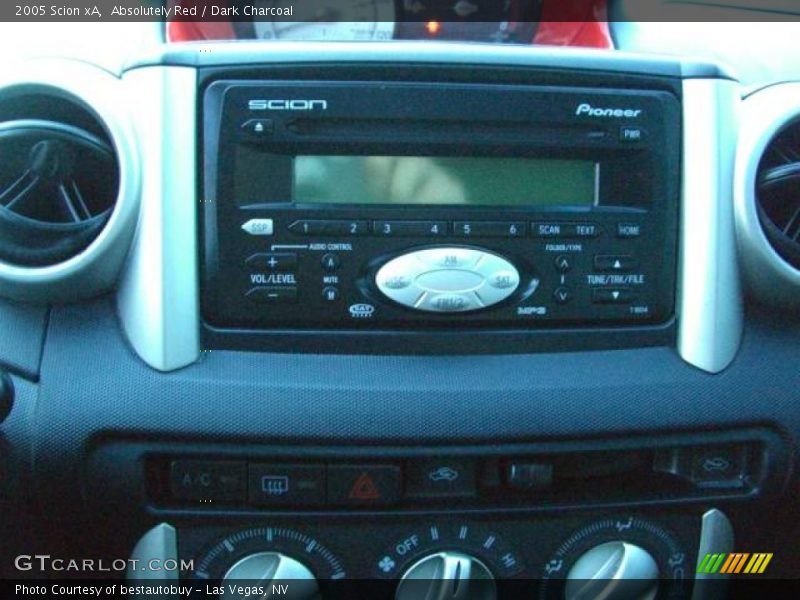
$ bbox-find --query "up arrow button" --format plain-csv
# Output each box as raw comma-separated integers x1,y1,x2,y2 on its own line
593,255,638,272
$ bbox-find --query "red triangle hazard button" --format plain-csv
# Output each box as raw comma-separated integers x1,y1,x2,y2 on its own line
349,472,381,500
330,465,400,505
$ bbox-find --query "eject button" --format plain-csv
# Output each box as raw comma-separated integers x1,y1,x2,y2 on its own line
375,247,520,313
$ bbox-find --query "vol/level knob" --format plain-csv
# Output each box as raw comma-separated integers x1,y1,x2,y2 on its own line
395,552,497,600
565,542,659,600
222,552,319,600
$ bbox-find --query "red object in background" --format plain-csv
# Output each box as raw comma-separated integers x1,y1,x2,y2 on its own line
533,0,614,49
167,0,613,50
426,21,442,36
168,20,236,42
166,0,237,41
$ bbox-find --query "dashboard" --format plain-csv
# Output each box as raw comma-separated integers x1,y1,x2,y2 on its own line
0,7,800,600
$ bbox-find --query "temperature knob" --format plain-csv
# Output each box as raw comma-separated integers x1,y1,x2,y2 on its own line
564,542,659,600
395,552,497,600
222,552,319,600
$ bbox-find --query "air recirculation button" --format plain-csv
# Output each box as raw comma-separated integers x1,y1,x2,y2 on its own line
0,119,118,266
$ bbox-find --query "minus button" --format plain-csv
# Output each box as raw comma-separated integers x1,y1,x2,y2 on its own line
246,287,298,304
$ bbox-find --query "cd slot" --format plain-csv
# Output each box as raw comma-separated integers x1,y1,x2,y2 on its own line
284,118,606,146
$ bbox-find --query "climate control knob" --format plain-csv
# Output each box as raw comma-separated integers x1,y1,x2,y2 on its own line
395,551,497,600
564,542,659,600
222,552,319,600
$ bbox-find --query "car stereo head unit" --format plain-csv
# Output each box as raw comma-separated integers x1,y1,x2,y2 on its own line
202,77,680,333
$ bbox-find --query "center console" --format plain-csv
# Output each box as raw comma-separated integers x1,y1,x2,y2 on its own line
115,42,741,373
89,42,755,599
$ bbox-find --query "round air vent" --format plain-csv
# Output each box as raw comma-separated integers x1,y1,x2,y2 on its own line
0,59,139,303
755,120,800,270
736,82,800,306
0,118,118,266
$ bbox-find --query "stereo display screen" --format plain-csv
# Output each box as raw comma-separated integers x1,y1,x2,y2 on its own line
291,156,598,207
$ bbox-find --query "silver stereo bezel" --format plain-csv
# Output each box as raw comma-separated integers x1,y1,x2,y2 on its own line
116,44,742,374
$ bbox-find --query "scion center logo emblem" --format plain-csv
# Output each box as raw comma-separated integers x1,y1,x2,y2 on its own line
249,99,328,111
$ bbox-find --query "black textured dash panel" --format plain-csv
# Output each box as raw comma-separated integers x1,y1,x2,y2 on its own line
0,298,47,379
29,299,800,513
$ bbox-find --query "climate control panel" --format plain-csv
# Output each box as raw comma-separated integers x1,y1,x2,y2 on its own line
131,510,720,600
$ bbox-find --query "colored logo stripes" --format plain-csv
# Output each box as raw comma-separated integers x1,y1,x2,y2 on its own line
697,552,773,574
